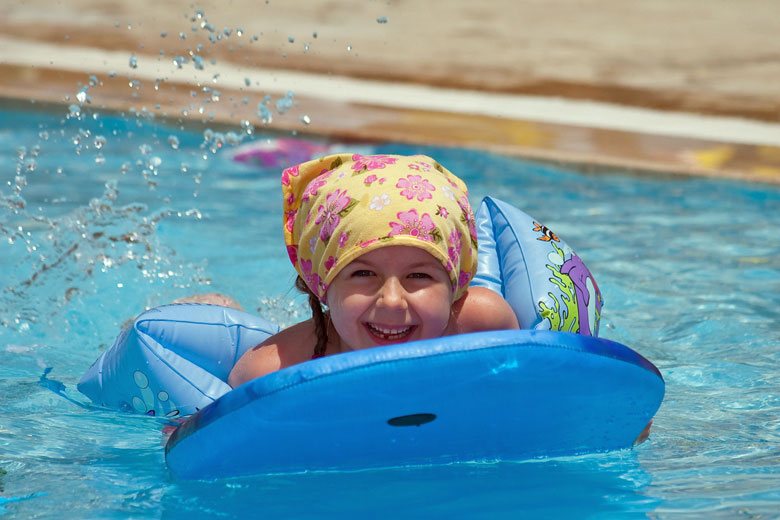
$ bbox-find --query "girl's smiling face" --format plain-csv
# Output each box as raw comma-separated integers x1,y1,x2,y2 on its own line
325,245,454,351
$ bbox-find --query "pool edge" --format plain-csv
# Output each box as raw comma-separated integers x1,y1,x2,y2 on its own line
2,62,779,186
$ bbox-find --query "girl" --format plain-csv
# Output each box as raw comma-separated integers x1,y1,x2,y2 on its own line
228,153,519,388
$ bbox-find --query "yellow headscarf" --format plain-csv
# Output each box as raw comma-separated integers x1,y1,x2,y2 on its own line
282,153,477,301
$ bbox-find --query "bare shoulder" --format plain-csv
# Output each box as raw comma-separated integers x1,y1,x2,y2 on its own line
450,286,520,334
227,319,316,388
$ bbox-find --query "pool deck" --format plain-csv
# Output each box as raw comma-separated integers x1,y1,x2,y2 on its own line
2,0,780,183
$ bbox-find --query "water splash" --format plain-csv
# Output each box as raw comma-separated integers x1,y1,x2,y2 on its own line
257,95,273,125
275,91,296,114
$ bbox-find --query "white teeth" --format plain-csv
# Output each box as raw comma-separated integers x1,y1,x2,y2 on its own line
367,323,412,340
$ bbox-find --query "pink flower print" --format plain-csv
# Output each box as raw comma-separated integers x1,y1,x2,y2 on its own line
437,205,449,219
458,196,477,241
388,209,436,242
285,209,297,233
314,188,351,242
379,177,386,184
302,175,328,203
369,193,390,210
281,165,299,186
397,175,435,201
300,257,313,279
448,229,462,266
324,256,337,272
286,245,298,267
458,270,471,289
360,238,381,249
338,231,349,248
286,191,295,207
364,174,377,185
351,154,398,172
300,258,324,298
408,161,431,172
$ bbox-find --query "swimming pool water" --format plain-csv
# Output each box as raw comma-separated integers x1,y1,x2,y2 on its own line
1,104,779,518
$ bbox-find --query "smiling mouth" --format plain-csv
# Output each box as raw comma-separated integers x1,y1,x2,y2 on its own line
365,323,415,341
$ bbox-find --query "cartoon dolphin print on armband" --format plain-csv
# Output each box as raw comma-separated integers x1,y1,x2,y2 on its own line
560,254,603,336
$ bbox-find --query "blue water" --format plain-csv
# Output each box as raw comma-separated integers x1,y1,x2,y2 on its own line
2,104,780,518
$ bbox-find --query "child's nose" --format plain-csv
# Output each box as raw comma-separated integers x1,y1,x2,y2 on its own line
377,278,407,310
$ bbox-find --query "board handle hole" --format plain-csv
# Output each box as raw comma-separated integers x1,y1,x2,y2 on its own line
387,413,437,427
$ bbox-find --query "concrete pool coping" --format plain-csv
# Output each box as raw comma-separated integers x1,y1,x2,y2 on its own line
2,38,780,184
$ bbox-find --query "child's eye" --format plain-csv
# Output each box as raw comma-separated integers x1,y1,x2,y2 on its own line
408,272,432,280
351,269,374,277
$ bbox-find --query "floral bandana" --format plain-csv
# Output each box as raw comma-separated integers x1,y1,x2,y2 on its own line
282,153,478,302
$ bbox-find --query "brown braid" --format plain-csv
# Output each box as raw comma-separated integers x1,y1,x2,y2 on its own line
295,275,329,358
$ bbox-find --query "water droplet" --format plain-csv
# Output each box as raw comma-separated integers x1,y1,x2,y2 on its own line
347,44,352,51
257,95,273,125
129,54,138,69
275,90,295,114
304,43,310,52
168,135,180,149
244,77,251,87
76,88,90,104
240,120,254,135
139,144,152,155
288,36,295,43
236,28,243,37
313,31,318,38
67,104,82,119
94,135,107,149
376,17,388,23
89,75,99,87
179,32,187,40
300,114,311,125
192,55,205,70
95,154,106,165
160,31,167,38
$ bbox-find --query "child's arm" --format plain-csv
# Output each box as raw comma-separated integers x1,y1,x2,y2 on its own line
227,320,316,388
450,286,520,334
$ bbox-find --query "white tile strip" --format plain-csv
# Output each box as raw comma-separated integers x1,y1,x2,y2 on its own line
2,37,779,146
